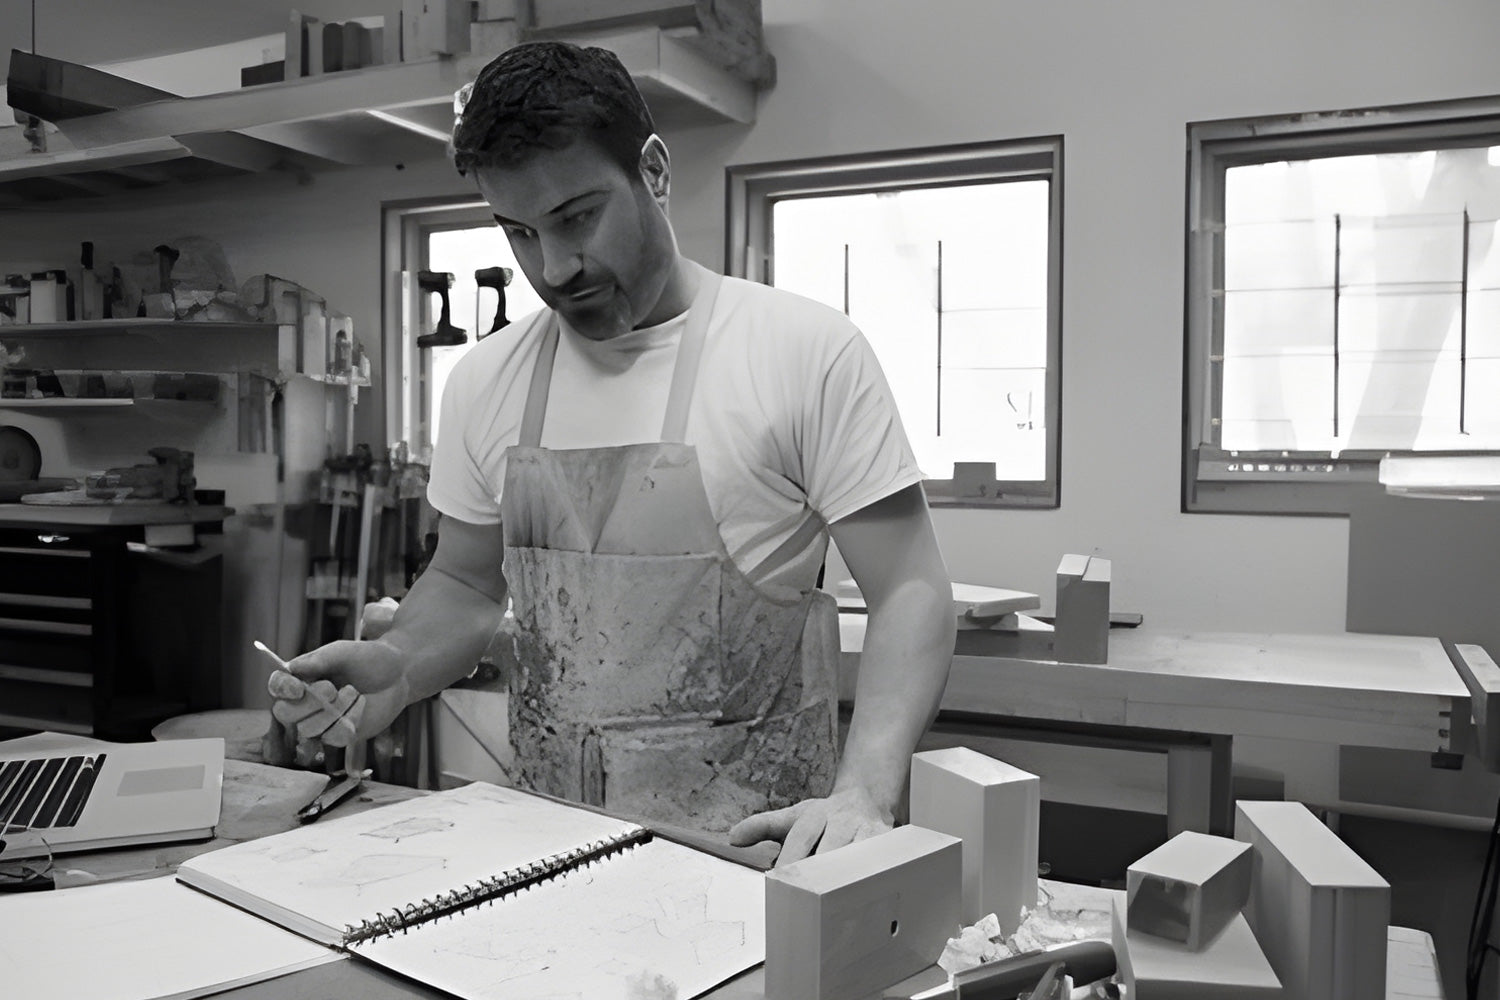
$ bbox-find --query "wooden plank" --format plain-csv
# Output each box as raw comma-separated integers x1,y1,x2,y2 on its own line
1236,801,1389,1000
55,27,752,153
0,136,191,183
1451,643,1500,770
764,825,961,1000
909,747,1039,933
1112,893,1283,999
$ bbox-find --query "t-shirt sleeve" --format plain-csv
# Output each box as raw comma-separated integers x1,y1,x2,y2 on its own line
427,360,504,526
800,327,926,524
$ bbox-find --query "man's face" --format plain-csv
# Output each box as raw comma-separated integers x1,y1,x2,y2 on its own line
474,138,676,341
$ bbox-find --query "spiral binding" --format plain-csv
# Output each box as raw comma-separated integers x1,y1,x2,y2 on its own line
340,826,654,948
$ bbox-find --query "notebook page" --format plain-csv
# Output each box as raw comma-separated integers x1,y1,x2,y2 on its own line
356,836,765,1000
176,782,641,943
0,876,338,1000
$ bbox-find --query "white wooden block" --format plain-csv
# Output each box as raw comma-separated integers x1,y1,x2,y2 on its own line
475,0,520,20
1235,801,1389,1000
1128,831,1252,950
909,746,1038,933
1055,554,1110,664
1112,892,1283,999
382,2,404,63
470,18,520,54
403,0,471,59
765,825,961,1000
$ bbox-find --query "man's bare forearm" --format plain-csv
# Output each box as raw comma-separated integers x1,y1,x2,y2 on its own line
833,578,955,815
376,566,509,704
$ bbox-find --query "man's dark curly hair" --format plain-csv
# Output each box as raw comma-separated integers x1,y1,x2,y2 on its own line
449,41,657,177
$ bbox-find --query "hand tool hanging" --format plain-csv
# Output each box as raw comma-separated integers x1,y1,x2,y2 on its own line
474,265,513,339
415,270,466,347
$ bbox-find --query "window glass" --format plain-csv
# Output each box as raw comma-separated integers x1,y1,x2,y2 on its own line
772,182,1050,482
1185,102,1500,514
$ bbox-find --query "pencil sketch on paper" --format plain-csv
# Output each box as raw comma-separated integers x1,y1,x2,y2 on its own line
361,816,455,841
357,837,765,1000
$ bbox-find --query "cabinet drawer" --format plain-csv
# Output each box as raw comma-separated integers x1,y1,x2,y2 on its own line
0,630,93,672
0,676,93,734
0,545,93,599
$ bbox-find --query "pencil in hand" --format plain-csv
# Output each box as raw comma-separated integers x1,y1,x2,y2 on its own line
256,640,364,748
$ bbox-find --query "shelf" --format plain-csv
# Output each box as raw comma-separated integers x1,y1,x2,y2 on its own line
1,25,760,205
0,397,135,409
0,319,290,377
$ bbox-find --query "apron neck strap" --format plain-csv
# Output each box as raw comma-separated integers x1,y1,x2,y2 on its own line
518,263,723,448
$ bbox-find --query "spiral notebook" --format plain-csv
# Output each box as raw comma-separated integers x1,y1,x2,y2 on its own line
174,781,766,1000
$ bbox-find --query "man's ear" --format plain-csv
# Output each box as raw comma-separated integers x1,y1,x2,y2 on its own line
638,134,670,204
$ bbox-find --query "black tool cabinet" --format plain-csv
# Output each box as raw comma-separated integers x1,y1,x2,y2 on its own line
0,515,224,738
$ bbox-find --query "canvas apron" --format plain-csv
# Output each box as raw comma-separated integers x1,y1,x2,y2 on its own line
499,269,840,833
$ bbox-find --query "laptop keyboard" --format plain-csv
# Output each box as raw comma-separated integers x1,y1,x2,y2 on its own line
0,754,105,834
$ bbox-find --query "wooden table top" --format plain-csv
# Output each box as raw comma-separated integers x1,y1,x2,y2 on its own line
42,758,1445,1000
841,619,1470,753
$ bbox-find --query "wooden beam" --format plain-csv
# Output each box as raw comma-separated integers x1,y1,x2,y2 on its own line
529,0,774,84
56,29,752,154
0,136,191,183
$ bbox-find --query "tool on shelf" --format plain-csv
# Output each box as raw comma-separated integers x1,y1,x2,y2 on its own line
474,265,512,338
415,269,466,347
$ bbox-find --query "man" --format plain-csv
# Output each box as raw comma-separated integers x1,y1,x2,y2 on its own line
271,41,955,864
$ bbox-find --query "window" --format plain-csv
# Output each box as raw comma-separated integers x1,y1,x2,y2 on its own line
727,139,1063,507
1185,97,1500,514
381,198,545,456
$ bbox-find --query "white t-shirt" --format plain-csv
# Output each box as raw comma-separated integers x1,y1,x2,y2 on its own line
428,273,923,597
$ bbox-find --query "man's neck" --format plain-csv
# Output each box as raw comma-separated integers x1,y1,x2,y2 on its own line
636,255,700,329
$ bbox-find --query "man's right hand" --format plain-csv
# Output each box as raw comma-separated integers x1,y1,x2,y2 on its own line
264,639,413,765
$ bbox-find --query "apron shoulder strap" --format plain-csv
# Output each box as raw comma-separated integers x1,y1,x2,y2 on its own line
660,267,722,444
518,313,560,449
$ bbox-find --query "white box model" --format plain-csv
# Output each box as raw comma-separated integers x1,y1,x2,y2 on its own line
1127,830,1253,950
909,746,1040,932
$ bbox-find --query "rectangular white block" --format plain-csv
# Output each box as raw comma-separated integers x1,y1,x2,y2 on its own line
1113,893,1283,999
765,825,961,1000
1055,554,1110,664
1235,801,1389,1000
1128,831,1252,950
909,746,1039,933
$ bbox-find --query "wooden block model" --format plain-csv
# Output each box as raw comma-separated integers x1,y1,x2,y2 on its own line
1235,801,1389,1000
764,825,962,1000
1127,831,1252,950
1112,892,1283,999
286,11,318,78
1054,554,1110,664
403,0,472,59
909,746,1038,933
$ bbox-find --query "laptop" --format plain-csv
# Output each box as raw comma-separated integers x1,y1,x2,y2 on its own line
0,733,224,861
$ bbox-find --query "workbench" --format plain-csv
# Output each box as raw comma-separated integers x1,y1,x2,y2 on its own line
841,619,1473,838
38,756,1444,1000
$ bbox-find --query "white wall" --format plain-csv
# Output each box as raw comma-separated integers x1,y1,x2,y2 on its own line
6,0,1500,634
665,0,1500,632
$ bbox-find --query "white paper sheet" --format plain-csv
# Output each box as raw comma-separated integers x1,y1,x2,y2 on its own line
0,876,339,1000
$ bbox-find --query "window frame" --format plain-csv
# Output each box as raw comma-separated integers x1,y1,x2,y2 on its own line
1184,95,1500,516
381,195,493,455
726,138,1065,509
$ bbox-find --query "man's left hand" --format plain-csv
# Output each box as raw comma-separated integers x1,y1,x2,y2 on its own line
728,786,894,867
